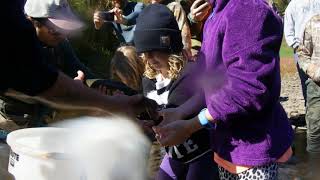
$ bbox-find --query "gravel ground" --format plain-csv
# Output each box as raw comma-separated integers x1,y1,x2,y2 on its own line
279,72,310,180
280,73,306,119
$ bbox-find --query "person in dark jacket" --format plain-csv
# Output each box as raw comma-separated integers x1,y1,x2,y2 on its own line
134,4,219,180
0,0,96,132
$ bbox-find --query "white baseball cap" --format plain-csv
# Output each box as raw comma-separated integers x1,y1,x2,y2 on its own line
24,0,84,31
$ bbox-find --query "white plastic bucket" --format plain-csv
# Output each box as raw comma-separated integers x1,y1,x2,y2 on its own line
6,116,151,180
6,127,84,180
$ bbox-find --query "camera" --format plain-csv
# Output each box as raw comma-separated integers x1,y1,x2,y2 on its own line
98,11,114,22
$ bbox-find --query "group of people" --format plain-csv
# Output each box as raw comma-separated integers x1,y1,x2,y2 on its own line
1,0,320,179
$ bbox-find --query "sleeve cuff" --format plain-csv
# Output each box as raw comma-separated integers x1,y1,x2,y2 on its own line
187,13,199,24
207,105,222,123
292,42,300,51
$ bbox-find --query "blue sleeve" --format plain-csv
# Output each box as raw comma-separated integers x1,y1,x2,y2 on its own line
123,2,144,26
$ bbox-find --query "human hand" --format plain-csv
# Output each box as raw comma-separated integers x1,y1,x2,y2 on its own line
96,85,111,95
113,90,125,95
113,7,125,24
137,98,161,124
189,0,211,22
153,119,196,146
135,119,157,141
158,108,186,126
93,11,105,29
74,70,85,82
96,85,126,95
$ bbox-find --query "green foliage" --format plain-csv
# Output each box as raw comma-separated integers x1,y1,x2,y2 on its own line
273,0,289,16
280,37,293,58
69,0,290,78
68,0,118,78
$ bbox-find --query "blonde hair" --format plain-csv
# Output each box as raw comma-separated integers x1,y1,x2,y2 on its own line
110,46,145,91
142,53,186,80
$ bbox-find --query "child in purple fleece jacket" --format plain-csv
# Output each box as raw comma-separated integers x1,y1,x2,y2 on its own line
153,0,294,179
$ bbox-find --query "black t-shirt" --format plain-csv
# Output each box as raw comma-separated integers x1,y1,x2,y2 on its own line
1,0,58,96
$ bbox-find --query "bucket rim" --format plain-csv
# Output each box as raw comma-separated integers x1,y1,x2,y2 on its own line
7,127,72,160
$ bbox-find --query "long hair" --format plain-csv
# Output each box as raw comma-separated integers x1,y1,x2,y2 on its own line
142,53,185,80
110,46,145,91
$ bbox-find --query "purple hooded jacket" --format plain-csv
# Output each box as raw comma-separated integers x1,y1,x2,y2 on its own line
199,0,294,166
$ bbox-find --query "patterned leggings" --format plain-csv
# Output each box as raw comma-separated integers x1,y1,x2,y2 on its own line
218,163,278,180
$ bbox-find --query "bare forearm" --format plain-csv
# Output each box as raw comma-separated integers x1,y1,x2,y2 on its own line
181,24,192,51
36,72,123,114
187,116,203,134
178,92,205,119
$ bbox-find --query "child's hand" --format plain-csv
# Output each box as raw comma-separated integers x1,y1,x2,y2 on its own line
95,85,113,96
113,90,124,95
98,85,108,94
158,108,186,126
114,7,125,24
153,119,195,146
135,119,156,141
189,0,211,22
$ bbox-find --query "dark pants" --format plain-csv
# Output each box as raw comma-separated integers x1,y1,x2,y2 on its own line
305,79,320,153
156,153,219,180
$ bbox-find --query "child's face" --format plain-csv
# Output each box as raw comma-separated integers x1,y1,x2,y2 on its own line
143,51,170,72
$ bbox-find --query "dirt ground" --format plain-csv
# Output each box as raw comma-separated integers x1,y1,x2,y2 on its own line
279,57,305,120
278,57,310,180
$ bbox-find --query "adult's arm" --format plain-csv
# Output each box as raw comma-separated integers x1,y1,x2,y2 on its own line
297,17,319,82
5,72,143,116
167,2,192,52
159,91,205,126
2,2,143,116
283,3,299,49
